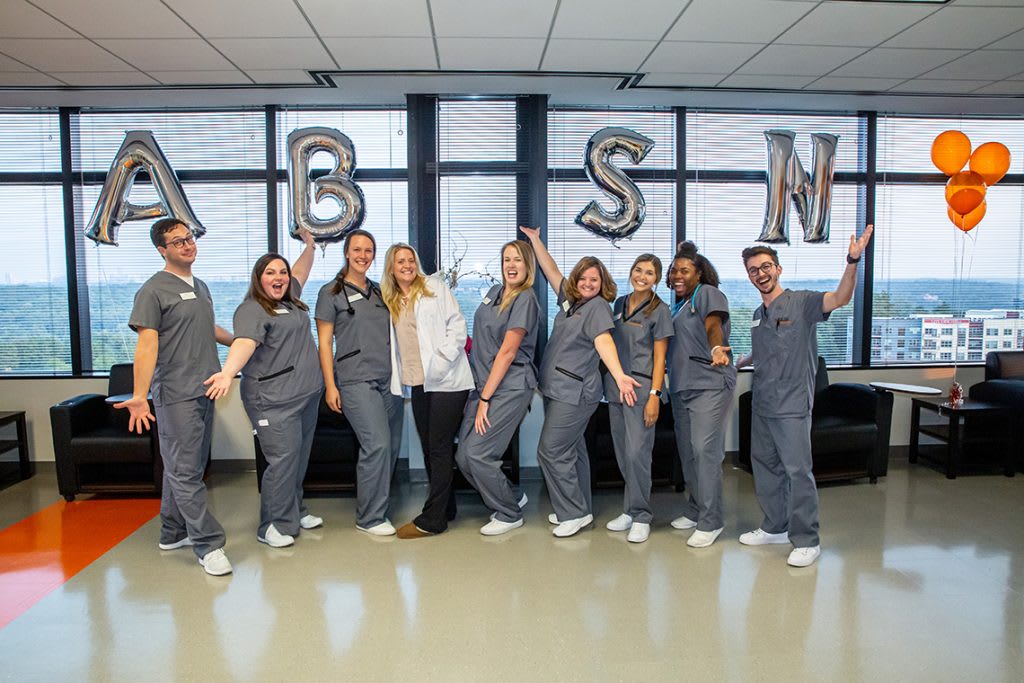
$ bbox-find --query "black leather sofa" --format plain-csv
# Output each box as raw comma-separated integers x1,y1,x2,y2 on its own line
585,400,683,490
968,350,1024,473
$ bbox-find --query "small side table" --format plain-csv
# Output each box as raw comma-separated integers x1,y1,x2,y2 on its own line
869,382,942,396
0,411,32,486
909,396,1013,479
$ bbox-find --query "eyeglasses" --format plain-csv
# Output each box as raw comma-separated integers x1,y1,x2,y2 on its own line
166,236,196,250
746,262,776,277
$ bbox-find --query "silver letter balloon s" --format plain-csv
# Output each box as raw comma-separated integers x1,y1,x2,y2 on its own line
575,127,655,243
84,131,204,246
759,130,838,244
288,127,366,243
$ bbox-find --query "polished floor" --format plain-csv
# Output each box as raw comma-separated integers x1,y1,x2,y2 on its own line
0,460,1021,683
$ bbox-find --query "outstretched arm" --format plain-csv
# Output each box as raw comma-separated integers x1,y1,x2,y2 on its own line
594,332,641,407
290,228,317,289
203,338,258,399
519,226,564,294
114,328,158,433
823,224,873,314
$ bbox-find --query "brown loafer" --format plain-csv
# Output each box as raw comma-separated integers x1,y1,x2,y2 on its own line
396,522,435,539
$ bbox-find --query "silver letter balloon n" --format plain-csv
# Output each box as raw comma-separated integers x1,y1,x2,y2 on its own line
758,130,838,244
84,131,204,246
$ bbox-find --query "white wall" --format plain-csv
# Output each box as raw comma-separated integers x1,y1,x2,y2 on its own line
9,364,984,464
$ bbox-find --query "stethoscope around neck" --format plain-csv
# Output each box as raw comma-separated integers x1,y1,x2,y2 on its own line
341,279,381,316
673,283,702,315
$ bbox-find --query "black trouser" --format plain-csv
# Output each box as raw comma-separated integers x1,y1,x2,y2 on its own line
410,385,470,533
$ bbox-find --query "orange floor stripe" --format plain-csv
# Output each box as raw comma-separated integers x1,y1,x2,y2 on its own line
0,498,160,629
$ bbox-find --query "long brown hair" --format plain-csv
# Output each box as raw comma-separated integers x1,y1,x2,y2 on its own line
381,243,434,321
564,256,616,304
247,253,308,316
498,240,536,313
329,229,377,295
630,253,665,317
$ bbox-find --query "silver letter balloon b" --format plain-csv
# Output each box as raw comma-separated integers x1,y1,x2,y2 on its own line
288,127,366,243
84,131,204,246
759,130,838,244
575,127,655,243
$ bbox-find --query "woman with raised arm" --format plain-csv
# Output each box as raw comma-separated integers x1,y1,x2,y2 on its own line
455,239,542,536
313,230,404,537
666,241,736,548
382,243,474,539
204,229,324,549
520,226,640,538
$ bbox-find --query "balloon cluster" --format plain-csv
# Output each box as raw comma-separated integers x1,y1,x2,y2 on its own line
931,131,1011,232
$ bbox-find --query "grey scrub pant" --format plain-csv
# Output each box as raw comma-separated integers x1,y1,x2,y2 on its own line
338,378,404,528
750,412,820,547
247,391,320,537
671,388,733,532
537,397,598,522
607,400,655,524
455,388,533,524
154,396,225,559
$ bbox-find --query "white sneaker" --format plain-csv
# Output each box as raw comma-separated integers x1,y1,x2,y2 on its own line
670,515,697,530
258,523,295,548
605,513,633,532
548,513,559,525
198,548,233,576
158,537,193,551
480,517,524,536
788,545,821,567
357,519,396,536
299,514,323,530
739,528,790,546
627,522,650,543
552,514,593,538
687,527,723,548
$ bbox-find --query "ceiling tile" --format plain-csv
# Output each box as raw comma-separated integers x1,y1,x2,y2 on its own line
719,74,816,89
0,71,62,85
970,80,1024,95
640,72,729,87
643,41,762,73
668,0,816,43
437,38,545,70
210,38,335,70
808,76,905,92
246,70,316,84
737,45,867,76
163,0,312,38
889,78,993,94
922,50,1024,80
0,1,77,38
147,70,250,85
832,48,970,78
431,0,557,38
883,6,1024,49
983,28,1024,50
542,39,655,72
551,0,685,40
50,71,160,86
299,0,432,37
0,38,135,71
31,0,196,38
322,37,437,70
98,39,235,71
776,1,938,47
0,52,34,71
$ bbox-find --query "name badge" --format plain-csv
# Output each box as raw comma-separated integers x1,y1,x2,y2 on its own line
482,297,492,305
561,300,570,313
347,293,364,303
274,308,289,315
179,291,197,301
751,318,760,328
258,419,270,427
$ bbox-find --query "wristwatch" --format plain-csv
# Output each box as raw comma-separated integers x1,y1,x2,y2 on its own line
846,253,861,264
650,389,662,397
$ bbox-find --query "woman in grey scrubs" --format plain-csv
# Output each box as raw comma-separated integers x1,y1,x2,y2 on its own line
314,230,404,537
521,227,639,538
604,254,673,544
666,241,735,548
205,229,323,549
382,244,474,539
456,239,541,536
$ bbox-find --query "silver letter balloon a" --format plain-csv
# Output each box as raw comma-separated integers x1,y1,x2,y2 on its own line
759,130,838,244
84,131,205,246
288,127,366,244
575,127,655,243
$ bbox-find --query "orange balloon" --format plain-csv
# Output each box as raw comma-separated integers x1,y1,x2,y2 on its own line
969,141,1011,186
948,200,986,232
931,130,972,175
945,170,986,215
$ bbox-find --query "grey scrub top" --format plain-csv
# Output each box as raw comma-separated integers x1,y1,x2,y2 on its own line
314,278,392,385
233,281,324,408
470,285,540,392
603,294,674,404
129,271,220,407
668,284,737,394
539,282,615,405
750,289,828,418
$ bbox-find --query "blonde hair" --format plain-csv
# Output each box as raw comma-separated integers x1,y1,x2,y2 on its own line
630,253,665,317
498,240,536,313
381,243,434,320
564,256,616,304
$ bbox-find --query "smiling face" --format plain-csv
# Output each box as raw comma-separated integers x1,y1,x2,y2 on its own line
669,257,701,298
502,244,526,287
392,247,418,288
576,266,602,301
630,260,658,296
260,258,290,301
157,224,197,270
345,234,375,278
745,253,782,295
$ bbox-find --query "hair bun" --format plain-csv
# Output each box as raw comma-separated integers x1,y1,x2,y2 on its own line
676,240,698,255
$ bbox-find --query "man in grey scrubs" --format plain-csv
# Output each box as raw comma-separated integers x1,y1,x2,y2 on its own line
739,224,873,568
115,218,235,576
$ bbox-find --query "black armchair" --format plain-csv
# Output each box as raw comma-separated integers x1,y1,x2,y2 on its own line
738,357,893,484
585,400,683,490
50,363,162,501
968,350,1024,473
